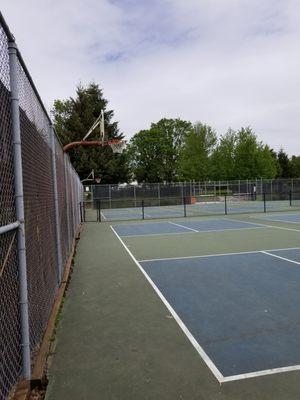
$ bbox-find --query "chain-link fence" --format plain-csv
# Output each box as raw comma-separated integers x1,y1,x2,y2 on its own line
0,14,83,400
90,179,300,203
84,179,300,222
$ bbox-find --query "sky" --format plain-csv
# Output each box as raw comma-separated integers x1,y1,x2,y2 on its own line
1,0,300,155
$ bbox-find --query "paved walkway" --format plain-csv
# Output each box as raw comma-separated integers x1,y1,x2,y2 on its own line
46,223,300,400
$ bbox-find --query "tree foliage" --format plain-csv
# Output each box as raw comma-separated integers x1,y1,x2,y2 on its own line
277,149,291,178
128,122,284,182
127,118,192,182
233,127,277,179
210,129,236,180
52,85,298,183
52,83,129,183
210,128,277,180
178,122,217,181
290,156,300,178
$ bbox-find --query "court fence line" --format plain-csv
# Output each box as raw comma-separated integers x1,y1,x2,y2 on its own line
87,178,300,206
0,13,83,399
82,190,300,222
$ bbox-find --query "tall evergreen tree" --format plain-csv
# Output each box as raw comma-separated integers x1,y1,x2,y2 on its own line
52,83,128,183
277,149,291,178
290,156,300,178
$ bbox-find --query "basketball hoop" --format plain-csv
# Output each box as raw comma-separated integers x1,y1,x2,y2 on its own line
63,112,126,154
108,139,126,154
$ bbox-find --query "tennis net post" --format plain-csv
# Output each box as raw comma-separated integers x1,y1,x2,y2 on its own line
289,190,292,206
142,200,145,220
263,193,266,213
183,196,187,217
224,194,228,215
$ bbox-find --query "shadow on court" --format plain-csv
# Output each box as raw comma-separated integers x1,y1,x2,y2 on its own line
46,214,300,400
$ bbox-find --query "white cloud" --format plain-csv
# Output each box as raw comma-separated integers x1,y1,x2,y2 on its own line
1,0,300,154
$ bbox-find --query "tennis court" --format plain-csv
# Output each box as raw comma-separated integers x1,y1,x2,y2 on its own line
111,215,300,383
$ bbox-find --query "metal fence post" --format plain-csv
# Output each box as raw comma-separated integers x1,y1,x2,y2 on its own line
181,183,184,204
70,169,76,234
134,185,137,207
158,183,160,206
109,184,112,208
63,155,71,251
98,200,101,222
79,202,83,223
50,126,63,283
271,179,273,201
8,40,31,380
83,202,86,222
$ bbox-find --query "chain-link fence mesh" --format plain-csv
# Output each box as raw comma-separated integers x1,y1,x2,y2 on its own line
91,179,300,204
55,139,69,264
0,15,83,399
17,57,58,352
0,21,22,400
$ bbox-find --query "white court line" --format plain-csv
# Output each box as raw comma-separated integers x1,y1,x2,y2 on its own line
122,231,196,238
226,217,300,233
259,217,300,225
121,226,266,238
144,212,153,218
261,251,300,266
111,226,300,382
100,212,107,221
110,225,224,383
139,247,300,263
221,364,300,382
168,221,199,233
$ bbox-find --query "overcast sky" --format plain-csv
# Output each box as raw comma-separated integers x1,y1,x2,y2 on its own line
2,0,300,154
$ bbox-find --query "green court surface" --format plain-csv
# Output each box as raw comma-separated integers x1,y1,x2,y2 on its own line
46,212,300,400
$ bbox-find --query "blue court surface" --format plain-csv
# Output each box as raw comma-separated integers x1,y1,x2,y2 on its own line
140,248,300,379
112,218,264,237
260,213,300,224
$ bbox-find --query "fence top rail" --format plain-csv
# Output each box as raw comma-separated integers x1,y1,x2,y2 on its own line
88,178,300,188
0,11,14,41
